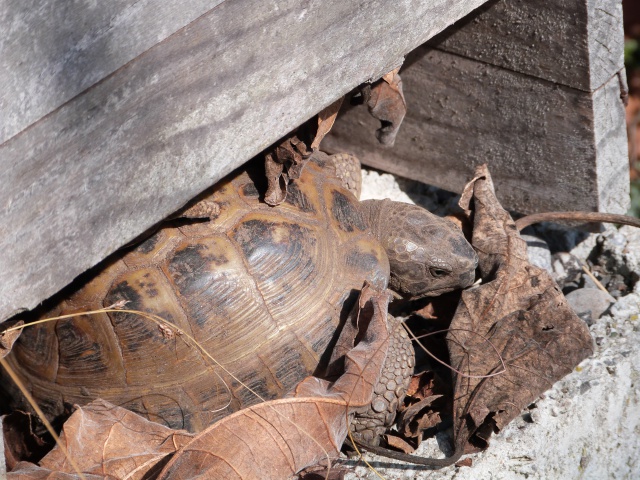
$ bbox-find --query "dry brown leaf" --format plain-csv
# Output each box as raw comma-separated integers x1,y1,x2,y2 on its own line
366,67,406,146
385,434,416,454
401,395,442,426
7,399,194,480
455,457,473,468
1,320,23,359
416,411,441,433
405,370,435,398
446,164,594,456
156,284,391,479
322,282,387,379
356,165,593,468
264,150,288,205
310,97,344,151
396,370,447,441
398,394,442,440
414,303,438,320
264,134,311,205
7,464,105,479
264,98,344,206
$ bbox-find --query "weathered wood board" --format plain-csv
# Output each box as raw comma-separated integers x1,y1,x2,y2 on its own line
0,0,489,322
0,0,224,144
325,0,628,217
324,46,629,216
428,0,624,92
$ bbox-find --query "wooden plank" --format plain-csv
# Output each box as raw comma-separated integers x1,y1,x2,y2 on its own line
427,0,624,91
0,0,489,322
0,1,223,144
0,430,5,479
324,46,629,215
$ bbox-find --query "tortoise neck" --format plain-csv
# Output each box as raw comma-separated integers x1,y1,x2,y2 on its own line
360,199,388,243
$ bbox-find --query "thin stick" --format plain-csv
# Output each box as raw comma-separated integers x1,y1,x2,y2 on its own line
581,266,609,294
515,211,640,231
346,429,386,480
354,437,463,468
402,324,507,379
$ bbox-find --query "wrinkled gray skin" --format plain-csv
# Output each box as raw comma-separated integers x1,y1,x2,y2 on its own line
330,153,478,299
329,154,478,445
362,199,478,298
352,199,477,444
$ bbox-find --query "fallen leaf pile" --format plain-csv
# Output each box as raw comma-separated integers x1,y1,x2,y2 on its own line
378,165,594,466
264,97,343,206
393,371,445,452
6,400,194,479
263,65,407,205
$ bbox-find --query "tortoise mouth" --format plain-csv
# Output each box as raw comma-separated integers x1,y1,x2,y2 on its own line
407,268,478,300
403,278,478,300
403,285,463,301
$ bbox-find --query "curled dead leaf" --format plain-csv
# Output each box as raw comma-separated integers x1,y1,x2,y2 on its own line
384,434,416,454
264,97,344,206
264,134,311,205
356,165,593,468
264,151,288,205
395,371,445,441
406,370,436,399
310,97,344,151
1,320,23,359
7,399,194,480
446,164,594,457
365,67,406,146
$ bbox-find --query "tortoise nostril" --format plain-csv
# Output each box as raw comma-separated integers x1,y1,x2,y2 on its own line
460,269,476,287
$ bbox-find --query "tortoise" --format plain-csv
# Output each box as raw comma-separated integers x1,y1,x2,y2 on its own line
1,151,477,440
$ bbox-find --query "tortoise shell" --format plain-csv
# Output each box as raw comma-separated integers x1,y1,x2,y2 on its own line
3,153,389,432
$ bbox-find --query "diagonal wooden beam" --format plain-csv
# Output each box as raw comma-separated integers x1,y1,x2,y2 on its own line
0,0,489,321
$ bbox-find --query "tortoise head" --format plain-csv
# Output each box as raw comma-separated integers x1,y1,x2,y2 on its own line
361,199,477,299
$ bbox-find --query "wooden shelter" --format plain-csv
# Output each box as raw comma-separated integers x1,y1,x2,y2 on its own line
0,0,628,322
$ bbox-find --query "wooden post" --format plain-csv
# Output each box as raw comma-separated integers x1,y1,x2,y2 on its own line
325,0,629,215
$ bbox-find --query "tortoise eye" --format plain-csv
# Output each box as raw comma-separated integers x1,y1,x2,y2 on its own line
430,267,449,278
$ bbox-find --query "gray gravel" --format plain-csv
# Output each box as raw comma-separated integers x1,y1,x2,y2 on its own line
521,234,552,272
564,288,615,326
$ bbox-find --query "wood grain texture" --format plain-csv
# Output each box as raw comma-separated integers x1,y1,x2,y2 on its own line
0,0,223,144
0,430,4,478
324,46,629,215
0,0,489,322
427,0,624,91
